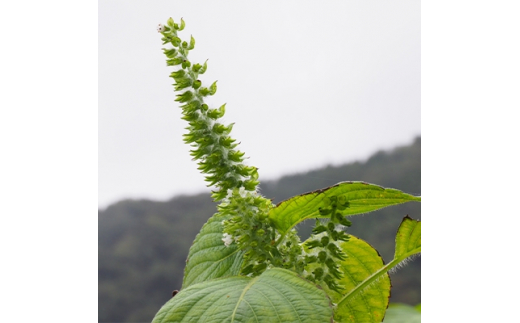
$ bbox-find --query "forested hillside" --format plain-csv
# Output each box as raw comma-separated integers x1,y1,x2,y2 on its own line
99,137,421,323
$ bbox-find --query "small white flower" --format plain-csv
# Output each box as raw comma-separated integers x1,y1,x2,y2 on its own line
226,189,234,199
157,24,165,33
238,187,247,198
222,233,233,247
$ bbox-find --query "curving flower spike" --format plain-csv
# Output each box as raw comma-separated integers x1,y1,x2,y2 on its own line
158,18,304,279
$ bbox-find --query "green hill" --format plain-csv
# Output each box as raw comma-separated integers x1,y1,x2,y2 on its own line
99,136,421,322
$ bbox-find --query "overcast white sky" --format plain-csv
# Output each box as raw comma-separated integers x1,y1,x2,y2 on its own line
99,0,421,209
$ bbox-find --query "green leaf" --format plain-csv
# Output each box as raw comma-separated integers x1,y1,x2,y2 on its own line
269,181,421,234
394,215,421,259
167,57,183,66
199,60,208,74
209,81,218,95
318,236,391,323
383,303,421,323
154,268,333,323
207,104,226,120
162,48,177,58
188,35,195,50
182,214,244,288
175,90,194,102
335,216,421,319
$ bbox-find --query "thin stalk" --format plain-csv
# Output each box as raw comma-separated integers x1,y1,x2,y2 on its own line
337,247,421,307
274,231,287,247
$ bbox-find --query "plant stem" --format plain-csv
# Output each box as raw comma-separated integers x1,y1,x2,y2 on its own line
337,247,421,307
274,232,287,247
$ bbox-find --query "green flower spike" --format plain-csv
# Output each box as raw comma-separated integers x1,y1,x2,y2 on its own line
159,18,258,201
303,196,352,293
159,18,302,278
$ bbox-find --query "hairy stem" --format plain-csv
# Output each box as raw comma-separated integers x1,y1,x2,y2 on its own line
337,247,421,307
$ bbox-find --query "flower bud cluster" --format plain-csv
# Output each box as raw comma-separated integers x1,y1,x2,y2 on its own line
220,187,275,276
220,187,305,277
158,18,259,201
275,229,305,274
303,196,352,293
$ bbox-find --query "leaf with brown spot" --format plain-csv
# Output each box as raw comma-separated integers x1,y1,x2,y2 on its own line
269,182,420,235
